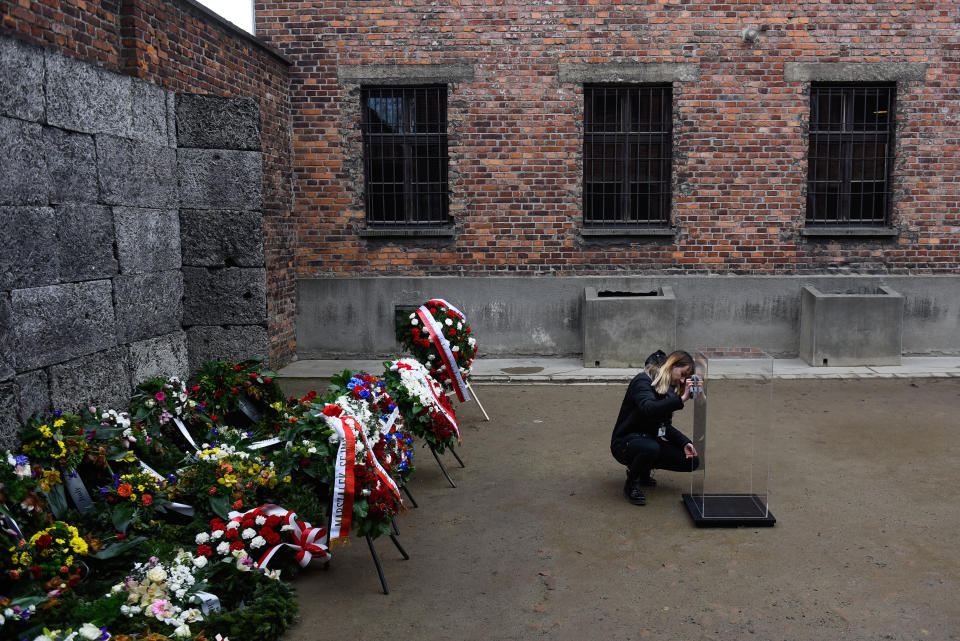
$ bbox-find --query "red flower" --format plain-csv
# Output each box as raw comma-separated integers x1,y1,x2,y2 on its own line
264,377,272,384
207,487,218,496
36,534,52,548
265,515,282,529
214,389,225,399
447,310,456,317
8,569,20,580
197,544,213,557
224,528,239,541
210,415,220,423
429,307,437,314
29,566,42,579
116,483,132,498
142,494,152,506
231,387,239,394
210,518,226,531
448,328,457,337
250,372,258,379
68,574,81,587
233,499,243,510
59,565,69,574
229,540,245,552
233,364,243,371
322,405,342,417
265,530,281,545
191,385,200,393
117,533,127,540
242,518,256,529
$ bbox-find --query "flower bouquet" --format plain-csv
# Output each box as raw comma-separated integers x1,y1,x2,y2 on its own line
19,411,92,517
395,299,478,402
382,359,460,454
110,551,205,638
174,442,282,520
190,361,285,436
327,371,415,489
5,520,91,588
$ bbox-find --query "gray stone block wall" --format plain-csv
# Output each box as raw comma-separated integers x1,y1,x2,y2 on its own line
0,35,268,445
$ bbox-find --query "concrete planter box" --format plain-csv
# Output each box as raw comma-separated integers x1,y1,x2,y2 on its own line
582,286,676,368
799,285,904,366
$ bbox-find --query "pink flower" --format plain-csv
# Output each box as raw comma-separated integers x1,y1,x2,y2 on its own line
155,392,166,402
151,599,172,617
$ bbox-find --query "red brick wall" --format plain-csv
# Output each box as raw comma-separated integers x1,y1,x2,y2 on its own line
256,0,959,276
2,0,297,365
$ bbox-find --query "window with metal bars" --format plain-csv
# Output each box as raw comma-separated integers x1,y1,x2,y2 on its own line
583,84,672,226
807,84,895,226
361,86,449,227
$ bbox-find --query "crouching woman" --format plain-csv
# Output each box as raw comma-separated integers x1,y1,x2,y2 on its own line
610,350,700,506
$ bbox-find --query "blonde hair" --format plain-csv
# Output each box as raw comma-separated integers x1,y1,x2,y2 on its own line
648,350,695,395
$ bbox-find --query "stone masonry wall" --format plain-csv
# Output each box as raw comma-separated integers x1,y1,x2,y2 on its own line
1,0,296,366
256,0,960,277
0,7,282,447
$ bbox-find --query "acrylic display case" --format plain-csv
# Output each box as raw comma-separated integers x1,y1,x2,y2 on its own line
682,347,776,527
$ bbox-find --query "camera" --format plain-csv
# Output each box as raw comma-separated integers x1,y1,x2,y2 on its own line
688,374,703,399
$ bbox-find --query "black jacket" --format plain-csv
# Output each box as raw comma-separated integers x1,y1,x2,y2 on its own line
610,372,691,450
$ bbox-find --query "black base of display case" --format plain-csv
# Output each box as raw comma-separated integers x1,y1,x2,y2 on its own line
682,493,776,527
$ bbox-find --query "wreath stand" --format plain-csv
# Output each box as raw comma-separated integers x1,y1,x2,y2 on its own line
328,491,409,595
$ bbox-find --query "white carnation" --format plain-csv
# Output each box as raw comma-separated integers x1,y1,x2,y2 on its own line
195,532,210,544
250,536,266,550
216,542,230,555
192,556,208,569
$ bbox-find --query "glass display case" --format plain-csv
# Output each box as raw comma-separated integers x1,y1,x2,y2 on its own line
682,348,776,527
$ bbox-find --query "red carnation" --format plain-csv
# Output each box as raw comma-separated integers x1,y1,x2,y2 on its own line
242,519,256,529
224,528,239,541
229,540,245,552
36,534,52,548
265,530,281,545
250,372,259,379
197,544,213,557
447,310,455,317
322,405,342,417
210,518,226,531
231,387,239,394
264,377,272,384
142,494,152,506
265,515,282,529
210,414,220,423
448,328,457,337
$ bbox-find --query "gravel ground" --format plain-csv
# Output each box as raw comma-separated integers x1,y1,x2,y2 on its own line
278,377,960,641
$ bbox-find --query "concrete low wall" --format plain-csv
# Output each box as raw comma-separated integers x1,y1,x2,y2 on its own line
296,275,960,360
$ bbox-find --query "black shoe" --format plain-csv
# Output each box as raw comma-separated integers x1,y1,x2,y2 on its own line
623,479,646,506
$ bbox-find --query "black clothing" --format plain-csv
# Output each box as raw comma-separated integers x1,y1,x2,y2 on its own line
610,372,699,480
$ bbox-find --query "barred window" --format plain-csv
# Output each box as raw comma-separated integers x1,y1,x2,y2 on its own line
583,84,672,226
361,86,449,226
807,84,895,226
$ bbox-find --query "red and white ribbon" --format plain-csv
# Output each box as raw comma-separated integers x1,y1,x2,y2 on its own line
230,504,329,568
417,305,470,403
328,416,355,546
390,360,460,444
344,416,403,507
427,298,465,320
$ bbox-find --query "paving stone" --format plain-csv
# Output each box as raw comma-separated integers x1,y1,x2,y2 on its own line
179,209,264,267
56,203,118,281
0,206,59,290
114,207,181,274
0,116,49,205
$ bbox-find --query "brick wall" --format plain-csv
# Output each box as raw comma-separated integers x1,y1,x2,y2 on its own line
256,0,959,277
2,0,297,365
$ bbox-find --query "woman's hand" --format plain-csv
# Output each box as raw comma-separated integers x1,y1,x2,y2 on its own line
684,443,698,459
680,378,692,403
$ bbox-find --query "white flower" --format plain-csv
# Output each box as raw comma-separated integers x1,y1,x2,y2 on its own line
255,515,266,526
410,318,418,325
445,318,453,326
146,567,167,583
226,521,240,530
34,635,54,641
457,322,463,330
216,542,230,555
211,529,223,540
452,346,459,352
195,532,210,544
192,555,207,569
120,605,130,615
362,488,371,496
250,536,266,549
468,337,476,347
175,588,187,600
241,528,256,540
173,624,192,639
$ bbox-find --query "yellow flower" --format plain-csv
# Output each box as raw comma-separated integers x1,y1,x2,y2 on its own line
129,494,137,501
39,425,53,438
137,485,145,492
65,555,74,567
70,537,88,555
55,538,65,545
19,552,32,565
54,418,65,428
282,475,291,483
270,401,283,412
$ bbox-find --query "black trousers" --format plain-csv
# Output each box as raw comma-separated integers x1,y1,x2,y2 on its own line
612,435,700,481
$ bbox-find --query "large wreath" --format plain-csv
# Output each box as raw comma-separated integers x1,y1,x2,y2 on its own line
396,299,478,396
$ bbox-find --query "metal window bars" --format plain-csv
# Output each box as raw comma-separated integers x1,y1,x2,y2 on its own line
583,84,672,226
361,86,449,227
807,84,895,225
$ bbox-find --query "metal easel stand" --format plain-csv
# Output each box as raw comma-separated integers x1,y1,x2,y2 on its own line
401,484,418,508
448,445,466,468
365,531,410,595
429,443,457,488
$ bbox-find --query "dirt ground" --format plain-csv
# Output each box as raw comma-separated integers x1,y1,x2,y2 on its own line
278,377,960,641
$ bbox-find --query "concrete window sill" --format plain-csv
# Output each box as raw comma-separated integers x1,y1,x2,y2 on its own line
802,227,898,238
581,227,674,238
359,227,455,238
